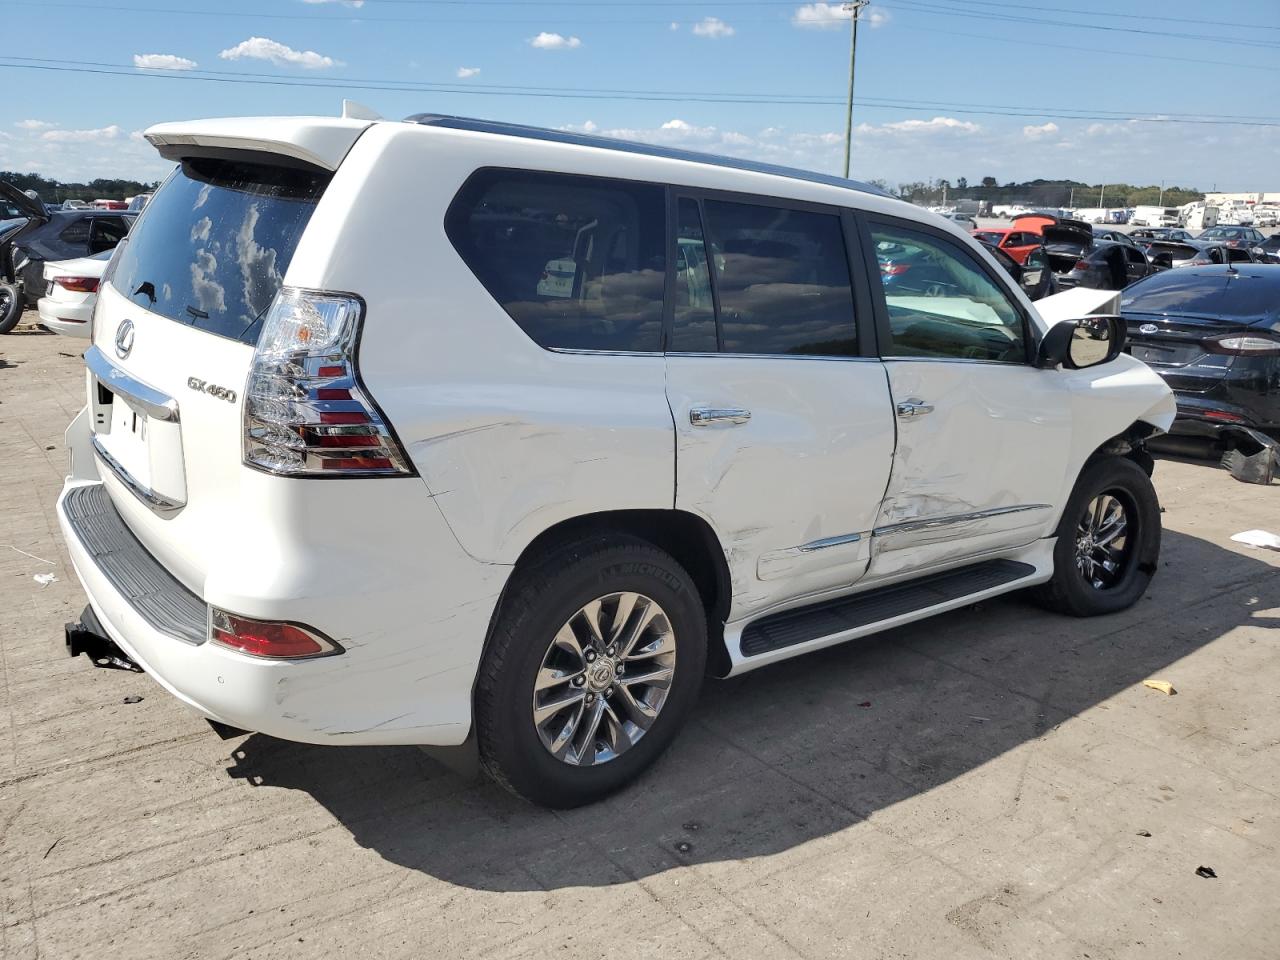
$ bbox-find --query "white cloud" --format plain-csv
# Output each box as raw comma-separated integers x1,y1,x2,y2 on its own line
133,53,197,71
792,3,891,30
669,21,679,31
300,0,364,6
456,66,480,78
1022,121,1059,139
41,125,122,143
529,32,581,50
792,3,852,29
15,119,54,130
692,17,734,38
219,37,339,69
857,116,981,135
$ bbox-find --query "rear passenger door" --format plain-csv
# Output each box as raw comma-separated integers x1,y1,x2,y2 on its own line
665,193,895,624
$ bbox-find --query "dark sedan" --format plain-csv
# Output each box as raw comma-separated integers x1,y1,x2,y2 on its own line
1121,264,1280,440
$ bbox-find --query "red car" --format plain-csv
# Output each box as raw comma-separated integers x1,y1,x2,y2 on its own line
970,225,1043,264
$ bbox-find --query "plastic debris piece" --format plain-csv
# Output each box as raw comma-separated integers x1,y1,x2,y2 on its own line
1137,830,1152,838
1231,529,1280,551
4,544,54,565
675,841,693,854
1195,866,1217,879
857,701,872,708
122,695,144,705
1142,679,1176,696
33,573,57,587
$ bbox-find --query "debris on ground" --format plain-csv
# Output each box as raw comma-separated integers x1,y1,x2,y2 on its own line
1230,529,1280,551
1195,866,1218,879
5,544,54,565
675,841,693,854
857,701,872,708
33,573,57,587
1142,679,1176,696
1137,830,1152,837
122,695,144,704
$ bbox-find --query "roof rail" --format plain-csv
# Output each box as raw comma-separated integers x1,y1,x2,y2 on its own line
404,113,889,198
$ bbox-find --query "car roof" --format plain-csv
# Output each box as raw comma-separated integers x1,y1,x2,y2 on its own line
404,113,891,200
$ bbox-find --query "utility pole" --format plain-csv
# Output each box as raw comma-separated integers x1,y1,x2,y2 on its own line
1099,183,1106,211
1158,179,1165,206
841,0,870,179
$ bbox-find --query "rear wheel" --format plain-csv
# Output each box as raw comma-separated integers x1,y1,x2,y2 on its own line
1034,456,1160,617
475,537,707,807
0,282,21,334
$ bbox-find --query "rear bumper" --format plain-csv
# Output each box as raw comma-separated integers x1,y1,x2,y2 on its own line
37,295,93,337
56,411,510,746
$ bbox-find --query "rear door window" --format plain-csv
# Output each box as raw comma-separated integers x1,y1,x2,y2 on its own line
110,157,330,345
445,169,666,352
698,198,857,356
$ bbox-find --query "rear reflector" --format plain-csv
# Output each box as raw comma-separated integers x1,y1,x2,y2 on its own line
243,288,414,477
209,608,342,659
53,276,99,293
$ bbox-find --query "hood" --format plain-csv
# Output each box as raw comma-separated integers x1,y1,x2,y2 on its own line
0,180,49,224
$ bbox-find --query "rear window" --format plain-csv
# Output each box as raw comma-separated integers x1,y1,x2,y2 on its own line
972,231,1005,245
111,157,329,345
1122,270,1279,321
445,169,666,352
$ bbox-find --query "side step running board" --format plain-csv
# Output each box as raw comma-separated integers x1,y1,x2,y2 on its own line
740,558,1036,657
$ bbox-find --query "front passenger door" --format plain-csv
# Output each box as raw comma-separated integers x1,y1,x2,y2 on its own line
860,216,1072,580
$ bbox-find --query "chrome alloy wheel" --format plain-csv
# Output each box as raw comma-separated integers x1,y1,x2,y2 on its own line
1075,493,1131,590
532,592,676,767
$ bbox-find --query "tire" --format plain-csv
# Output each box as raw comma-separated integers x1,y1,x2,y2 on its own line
1034,455,1161,617
0,282,21,334
475,536,707,807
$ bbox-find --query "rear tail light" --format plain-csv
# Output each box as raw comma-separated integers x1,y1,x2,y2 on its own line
53,276,99,293
243,288,414,477
1202,331,1280,357
209,608,343,659
1074,261,1092,272
881,263,911,277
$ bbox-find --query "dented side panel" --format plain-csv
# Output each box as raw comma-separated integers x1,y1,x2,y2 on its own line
666,355,895,623
869,360,1074,577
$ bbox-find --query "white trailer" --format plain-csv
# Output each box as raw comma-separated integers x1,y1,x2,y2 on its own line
1184,205,1219,231
1131,206,1182,227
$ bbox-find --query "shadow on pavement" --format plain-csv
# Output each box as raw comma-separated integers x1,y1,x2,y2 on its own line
224,529,1278,891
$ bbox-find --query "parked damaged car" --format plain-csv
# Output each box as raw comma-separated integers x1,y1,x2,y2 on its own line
1122,264,1280,482
0,180,133,330
977,240,1058,300
1041,217,1157,290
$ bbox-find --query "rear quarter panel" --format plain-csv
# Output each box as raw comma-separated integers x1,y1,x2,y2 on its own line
286,122,675,564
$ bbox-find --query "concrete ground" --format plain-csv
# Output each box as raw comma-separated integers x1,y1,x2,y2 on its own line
2,313,1278,960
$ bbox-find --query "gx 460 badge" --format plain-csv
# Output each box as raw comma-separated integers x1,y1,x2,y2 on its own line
187,377,238,404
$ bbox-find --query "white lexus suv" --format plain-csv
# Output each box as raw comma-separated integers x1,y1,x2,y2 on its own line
57,107,1174,806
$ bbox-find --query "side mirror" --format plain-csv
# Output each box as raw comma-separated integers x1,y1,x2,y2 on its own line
1037,315,1126,370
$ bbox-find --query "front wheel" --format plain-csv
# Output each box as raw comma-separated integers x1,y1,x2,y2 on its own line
475,537,707,807
0,282,21,334
1034,455,1161,617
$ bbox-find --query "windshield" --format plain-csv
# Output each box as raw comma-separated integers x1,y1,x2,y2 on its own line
1200,227,1242,239
110,156,330,345
972,231,1005,245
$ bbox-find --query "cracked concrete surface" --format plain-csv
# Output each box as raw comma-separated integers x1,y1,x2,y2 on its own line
2,315,1278,959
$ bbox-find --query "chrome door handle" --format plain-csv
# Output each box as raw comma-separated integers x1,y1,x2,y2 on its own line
895,398,934,419
690,406,752,426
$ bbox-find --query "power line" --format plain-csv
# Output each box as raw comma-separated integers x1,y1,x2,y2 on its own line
883,0,1280,49
4,57,1280,126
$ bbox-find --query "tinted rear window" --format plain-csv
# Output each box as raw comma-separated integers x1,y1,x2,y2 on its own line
111,157,329,345
1122,270,1279,321
445,169,666,352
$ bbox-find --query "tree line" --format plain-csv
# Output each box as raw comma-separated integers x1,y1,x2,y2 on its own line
866,176,1204,209
1,170,162,203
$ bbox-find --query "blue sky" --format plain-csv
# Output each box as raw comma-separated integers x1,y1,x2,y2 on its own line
1,0,1277,189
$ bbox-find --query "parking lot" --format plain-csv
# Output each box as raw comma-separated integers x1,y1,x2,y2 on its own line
2,313,1279,959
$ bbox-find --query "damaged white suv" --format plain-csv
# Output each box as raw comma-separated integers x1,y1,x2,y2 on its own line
57,108,1174,806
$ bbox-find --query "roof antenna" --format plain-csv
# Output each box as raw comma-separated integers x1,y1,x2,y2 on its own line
341,100,382,121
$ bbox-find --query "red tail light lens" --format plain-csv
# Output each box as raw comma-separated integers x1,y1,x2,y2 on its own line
1202,332,1280,357
209,609,343,659
243,288,414,477
1074,261,1092,272
54,276,99,293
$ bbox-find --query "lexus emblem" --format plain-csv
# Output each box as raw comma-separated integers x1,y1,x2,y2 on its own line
114,319,135,359
1139,323,1159,335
